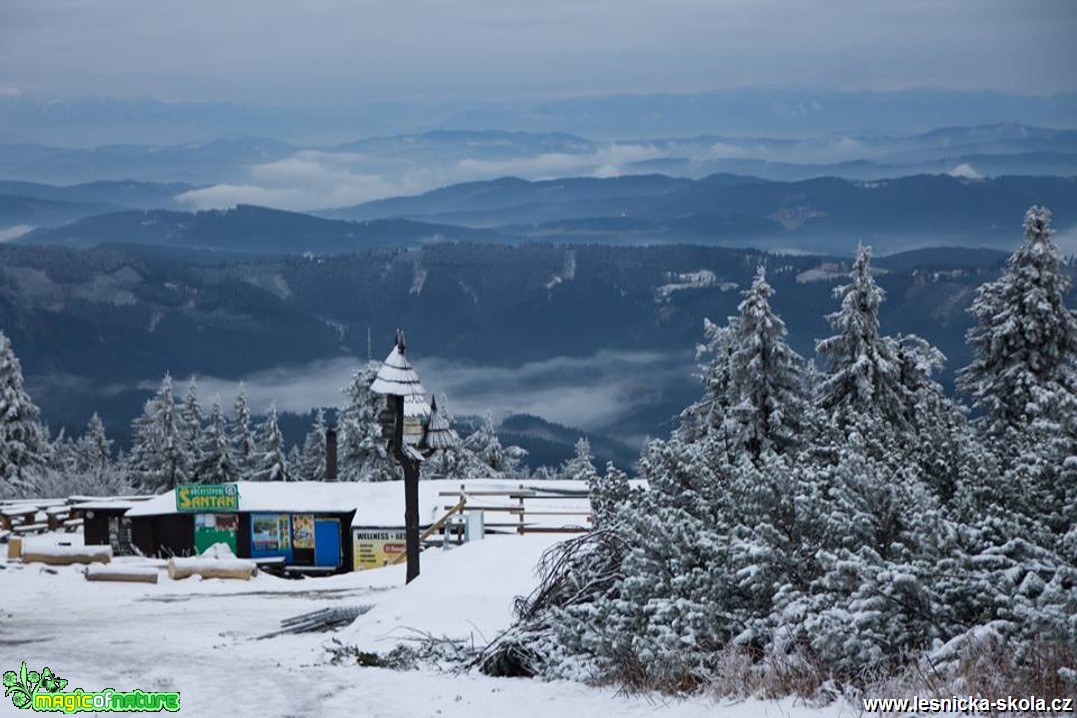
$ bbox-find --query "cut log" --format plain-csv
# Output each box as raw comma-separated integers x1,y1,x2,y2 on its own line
85,565,159,584
22,545,112,565
7,536,22,560
166,557,257,581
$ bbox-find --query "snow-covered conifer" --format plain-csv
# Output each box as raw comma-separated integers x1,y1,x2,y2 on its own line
230,383,258,479
958,206,1077,437
298,408,328,481
338,361,398,482
196,398,239,483
816,245,908,433
589,462,631,529
74,413,112,476
180,376,204,474
0,331,50,489
559,437,597,482
127,373,189,491
677,318,736,443
463,414,523,478
725,267,807,459
252,404,290,481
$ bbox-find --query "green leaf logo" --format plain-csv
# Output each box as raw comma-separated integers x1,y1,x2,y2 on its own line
4,662,66,709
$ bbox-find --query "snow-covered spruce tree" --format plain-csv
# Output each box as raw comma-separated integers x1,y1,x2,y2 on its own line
956,206,1077,543
0,330,50,490
251,404,290,481
677,318,736,444
230,383,258,480
559,437,597,482
196,398,239,483
463,414,526,479
589,462,632,530
48,427,79,476
298,408,328,481
180,376,205,478
815,245,909,436
482,438,724,685
74,413,112,476
725,267,807,460
127,373,190,492
338,361,398,482
958,206,1077,439
773,423,960,679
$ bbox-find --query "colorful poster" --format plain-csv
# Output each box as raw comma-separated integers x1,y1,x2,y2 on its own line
251,514,291,553
292,514,314,549
353,530,406,570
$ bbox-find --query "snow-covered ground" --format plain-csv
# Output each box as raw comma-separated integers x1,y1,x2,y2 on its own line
1,531,855,718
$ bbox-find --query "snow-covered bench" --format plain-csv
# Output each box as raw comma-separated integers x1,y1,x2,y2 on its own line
12,523,49,536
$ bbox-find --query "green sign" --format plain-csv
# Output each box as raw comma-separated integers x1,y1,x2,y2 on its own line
175,484,239,512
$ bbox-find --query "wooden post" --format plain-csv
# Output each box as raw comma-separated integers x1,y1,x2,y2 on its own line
517,483,525,535
388,394,422,584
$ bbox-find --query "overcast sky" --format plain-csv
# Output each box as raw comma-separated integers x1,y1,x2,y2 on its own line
2,0,1075,104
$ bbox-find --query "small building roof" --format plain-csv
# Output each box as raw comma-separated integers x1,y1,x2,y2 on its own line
71,500,145,512
125,481,368,518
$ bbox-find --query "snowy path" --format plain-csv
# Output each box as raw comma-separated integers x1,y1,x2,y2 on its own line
0,537,854,718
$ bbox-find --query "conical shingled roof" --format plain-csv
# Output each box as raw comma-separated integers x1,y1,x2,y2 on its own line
420,396,458,450
370,330,426,397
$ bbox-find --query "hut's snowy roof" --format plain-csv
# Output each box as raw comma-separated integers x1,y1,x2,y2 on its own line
370,335,426,397
72,499,146,511
125,481,369,518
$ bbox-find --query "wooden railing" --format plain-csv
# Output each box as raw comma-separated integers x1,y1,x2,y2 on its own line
437,484,592,535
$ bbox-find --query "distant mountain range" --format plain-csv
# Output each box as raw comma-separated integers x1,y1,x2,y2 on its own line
3,90,1076,146
18,205,503,254
12,173,1074,256
2,241,1044,468
0,123,1074,197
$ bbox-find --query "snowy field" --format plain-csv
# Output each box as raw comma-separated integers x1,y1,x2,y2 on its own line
0,532,859,718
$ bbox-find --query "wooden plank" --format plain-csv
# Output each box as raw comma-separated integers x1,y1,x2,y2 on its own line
505,510,591,517
519,526,590,534
437,490,537,497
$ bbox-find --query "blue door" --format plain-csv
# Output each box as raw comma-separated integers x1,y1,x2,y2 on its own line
314,519,341,567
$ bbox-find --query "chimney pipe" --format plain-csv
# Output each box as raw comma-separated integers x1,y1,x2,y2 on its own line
325,426,338,482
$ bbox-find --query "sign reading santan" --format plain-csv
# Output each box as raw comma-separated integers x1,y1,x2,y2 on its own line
175,484,239,512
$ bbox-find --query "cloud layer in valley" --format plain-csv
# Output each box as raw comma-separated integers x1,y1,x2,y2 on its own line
135,350,695,437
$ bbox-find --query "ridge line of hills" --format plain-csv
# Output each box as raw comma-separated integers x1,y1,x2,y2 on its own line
7,173,1074,256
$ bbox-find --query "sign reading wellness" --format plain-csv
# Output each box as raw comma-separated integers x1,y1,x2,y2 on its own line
175,484,240,512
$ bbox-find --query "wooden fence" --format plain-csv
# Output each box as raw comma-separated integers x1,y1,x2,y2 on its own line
437,483,592,535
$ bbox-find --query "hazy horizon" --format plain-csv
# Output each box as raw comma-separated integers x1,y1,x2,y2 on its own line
3,0,1075,106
